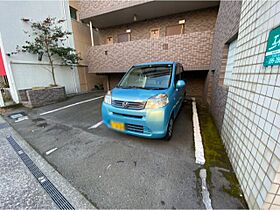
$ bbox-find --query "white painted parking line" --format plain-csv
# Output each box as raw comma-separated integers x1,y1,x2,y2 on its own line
200,169,213,210
15,116,29,123
192,97,205,165
88,121,103,129
191,98,212,209
39,95,104,116
45,147,58,155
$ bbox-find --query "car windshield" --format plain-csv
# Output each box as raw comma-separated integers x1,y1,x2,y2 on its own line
118,64,173,90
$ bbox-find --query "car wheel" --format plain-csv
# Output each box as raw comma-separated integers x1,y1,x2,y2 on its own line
164,116,174,141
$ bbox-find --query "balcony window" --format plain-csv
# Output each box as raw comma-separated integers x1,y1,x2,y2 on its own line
106,36,113,44
69,6,78,20
117,33,131,43
150,28,160,39
166,24,184,36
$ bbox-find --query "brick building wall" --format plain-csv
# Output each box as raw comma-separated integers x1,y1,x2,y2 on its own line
87,7,218,96
88,31,213,73
207,1,242,132
221,1,280,208
79,0,151,20
95,7,218,45
108,73,124,89
184,71,208,100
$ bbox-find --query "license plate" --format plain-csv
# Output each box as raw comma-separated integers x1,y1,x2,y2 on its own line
111,121,125,131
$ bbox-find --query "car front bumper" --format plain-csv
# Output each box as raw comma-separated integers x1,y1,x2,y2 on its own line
102,102,171,138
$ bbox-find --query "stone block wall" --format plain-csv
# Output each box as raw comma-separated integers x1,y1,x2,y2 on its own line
19,86,66,108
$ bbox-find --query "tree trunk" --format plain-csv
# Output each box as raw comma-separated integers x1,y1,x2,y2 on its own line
46,49,57,86
50,59,56,86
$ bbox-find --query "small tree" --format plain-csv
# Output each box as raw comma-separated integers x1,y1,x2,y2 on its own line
18,17,81,86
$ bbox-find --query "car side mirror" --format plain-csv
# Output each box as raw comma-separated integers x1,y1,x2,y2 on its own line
176,80,186,89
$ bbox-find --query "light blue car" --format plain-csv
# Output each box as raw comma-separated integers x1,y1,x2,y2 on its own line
102,61,186,140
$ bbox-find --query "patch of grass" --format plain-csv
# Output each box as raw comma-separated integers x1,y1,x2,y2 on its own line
198,107,231,169
197,105,246,203
222,171,243,198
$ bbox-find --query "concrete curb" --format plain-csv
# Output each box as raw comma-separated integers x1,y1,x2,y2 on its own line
0,115,96,209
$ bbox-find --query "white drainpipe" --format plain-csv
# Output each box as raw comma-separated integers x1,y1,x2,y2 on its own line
89,21,94,47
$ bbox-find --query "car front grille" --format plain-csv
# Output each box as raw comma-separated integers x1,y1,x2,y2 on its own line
112,112,143,119
112,100,146,110
125,123,144,133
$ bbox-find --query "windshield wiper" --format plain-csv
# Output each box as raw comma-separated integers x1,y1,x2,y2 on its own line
145,87,166,90
127,86,146,89
117,85,145,89
117,86,165,90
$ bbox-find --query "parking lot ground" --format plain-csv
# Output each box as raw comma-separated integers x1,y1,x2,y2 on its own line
3,92,247,209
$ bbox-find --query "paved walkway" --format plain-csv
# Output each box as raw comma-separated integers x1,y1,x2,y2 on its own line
0,116,95,209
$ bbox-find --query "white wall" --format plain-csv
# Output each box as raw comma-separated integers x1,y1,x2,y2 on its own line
0,0,80,94
11,62,78,93
221,1,280,209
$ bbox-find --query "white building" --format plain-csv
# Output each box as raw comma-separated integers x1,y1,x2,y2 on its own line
0,0,81,106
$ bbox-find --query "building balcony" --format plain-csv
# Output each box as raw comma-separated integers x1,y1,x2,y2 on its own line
87,31,213,73
80,1,219,28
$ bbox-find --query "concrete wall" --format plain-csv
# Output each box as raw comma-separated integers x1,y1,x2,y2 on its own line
0,1,80,94
10,62,79,94
207,1,242,132
221,1,280,208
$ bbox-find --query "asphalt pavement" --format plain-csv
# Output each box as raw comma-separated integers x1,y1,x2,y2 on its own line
2,91,247,209
0,116,94,209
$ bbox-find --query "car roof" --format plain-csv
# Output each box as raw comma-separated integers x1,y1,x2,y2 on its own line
133,61,177,67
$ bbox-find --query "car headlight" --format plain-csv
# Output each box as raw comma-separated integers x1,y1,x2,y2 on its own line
104,91,112,104
145,94,169,109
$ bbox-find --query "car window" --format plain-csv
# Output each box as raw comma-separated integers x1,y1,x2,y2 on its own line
180,65,184,81
118,64,173,89
174,64,182,85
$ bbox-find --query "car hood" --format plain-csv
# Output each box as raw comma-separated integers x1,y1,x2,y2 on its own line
112,88,166,101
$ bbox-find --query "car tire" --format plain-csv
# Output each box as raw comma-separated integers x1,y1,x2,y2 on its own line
163,115,174,141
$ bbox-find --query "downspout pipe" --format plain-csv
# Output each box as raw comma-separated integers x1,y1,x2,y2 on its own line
89,21,94,47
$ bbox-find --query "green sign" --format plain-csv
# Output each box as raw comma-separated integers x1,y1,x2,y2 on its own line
264,25,280,67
